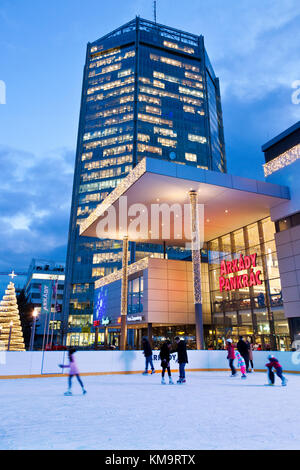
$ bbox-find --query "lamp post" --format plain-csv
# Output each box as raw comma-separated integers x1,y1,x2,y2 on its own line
29,309,38,351
7,321,13,351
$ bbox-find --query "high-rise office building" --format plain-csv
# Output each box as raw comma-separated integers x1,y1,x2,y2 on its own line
63,17,226,346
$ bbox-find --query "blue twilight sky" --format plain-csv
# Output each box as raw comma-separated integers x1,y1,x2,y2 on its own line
0,0,300,274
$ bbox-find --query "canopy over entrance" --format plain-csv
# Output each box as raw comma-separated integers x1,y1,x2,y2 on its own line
80,158,290,245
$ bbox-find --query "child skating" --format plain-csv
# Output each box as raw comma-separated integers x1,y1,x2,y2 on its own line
235,351,247,379
265,355,287,386
59,347,87,395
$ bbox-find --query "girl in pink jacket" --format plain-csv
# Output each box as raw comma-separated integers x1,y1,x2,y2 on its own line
235,351,247,379
59,347,87,395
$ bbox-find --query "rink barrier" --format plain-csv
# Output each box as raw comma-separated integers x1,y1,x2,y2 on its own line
1,350,300,379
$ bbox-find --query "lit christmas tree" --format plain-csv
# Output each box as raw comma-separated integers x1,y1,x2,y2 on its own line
0,276,25,351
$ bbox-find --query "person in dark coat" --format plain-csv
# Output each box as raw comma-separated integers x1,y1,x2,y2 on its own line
237,336,250,373
142,337,155,375
160,340,173,384
175,336,188,383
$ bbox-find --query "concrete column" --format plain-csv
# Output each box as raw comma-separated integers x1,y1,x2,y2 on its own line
120,236,129,350
104,327,108,347
189,190,204,350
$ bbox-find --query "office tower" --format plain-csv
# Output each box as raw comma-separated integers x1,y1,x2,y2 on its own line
63,17,226,345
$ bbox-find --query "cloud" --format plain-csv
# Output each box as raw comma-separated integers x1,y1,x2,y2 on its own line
0,145,74,271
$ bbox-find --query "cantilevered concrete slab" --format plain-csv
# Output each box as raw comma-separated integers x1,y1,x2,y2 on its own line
80,157,290,244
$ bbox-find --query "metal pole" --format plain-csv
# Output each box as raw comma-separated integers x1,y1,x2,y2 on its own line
29,315,37,351
120,236,129,351
50,277,58,348
189,191,204,350
95,327,99,350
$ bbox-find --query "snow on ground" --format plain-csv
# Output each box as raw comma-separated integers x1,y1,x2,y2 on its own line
0,371,300,450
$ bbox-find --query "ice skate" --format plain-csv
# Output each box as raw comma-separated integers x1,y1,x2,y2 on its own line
142,371,148,375
241,374,247,379
230,373,237,377
169,377,174,385
282,378,288,386
82,389,87,395
151,369,155,375
64,390,72,396
181,379,186,383
161,377,166,385
177,378,183,384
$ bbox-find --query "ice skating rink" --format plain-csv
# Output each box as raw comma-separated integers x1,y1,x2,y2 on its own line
0,371,299,450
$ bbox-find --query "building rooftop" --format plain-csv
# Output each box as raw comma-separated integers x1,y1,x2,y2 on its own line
262,121,300,152
91,17,202,48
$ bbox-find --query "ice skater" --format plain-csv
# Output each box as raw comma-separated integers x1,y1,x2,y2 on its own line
59,347,87,395
142,337,155,375
237,335,250,372
226,339,236,377
265,355,287,386
175,336,188,384
235,351,247,379
160,339,173,385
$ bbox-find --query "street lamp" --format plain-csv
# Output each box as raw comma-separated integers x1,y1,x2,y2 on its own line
29,309,38,351
7,321,13,351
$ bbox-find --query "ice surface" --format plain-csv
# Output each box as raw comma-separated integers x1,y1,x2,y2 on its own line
0,371,299,450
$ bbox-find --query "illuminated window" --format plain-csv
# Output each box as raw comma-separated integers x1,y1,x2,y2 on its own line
188,134,207,144
137,144,162,155
157,137,177,148
185,71,202,81
163,40,194,54
84,155,132,170
103,144,133,156
79,178,123,193
179,86,203,98
84,134,133,150
138,113,172,127
137,133,150,142
93,252,123,264
183,105,195,113
118,68,134,78
153,127,177,138
185,153,197,162
150,54,200,72
81,152,93,161
138,94,161,105
145,105,161,115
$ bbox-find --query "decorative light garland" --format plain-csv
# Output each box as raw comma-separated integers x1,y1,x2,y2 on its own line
95,257,149,289
79,158,147,235
264,144,300,177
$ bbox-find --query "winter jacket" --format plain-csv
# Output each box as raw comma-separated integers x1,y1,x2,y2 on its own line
247,342,253,361
176,340,188,364
237,339,249,357
226,344,235,360
160,343,171,367
235,352,245,368
265,357,282,370
142,340,152,357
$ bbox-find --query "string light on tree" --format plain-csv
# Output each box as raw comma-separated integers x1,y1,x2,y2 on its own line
0,276,25,351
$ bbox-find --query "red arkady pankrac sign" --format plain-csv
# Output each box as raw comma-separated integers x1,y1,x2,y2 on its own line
219,253,262,292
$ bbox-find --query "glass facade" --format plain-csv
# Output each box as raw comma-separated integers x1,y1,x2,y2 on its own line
63,17,226,342
207,217,289,351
